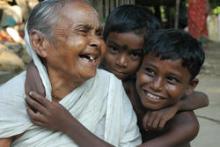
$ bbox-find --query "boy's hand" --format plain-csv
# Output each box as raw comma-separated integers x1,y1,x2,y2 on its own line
142,105,178,131
26,91,73,133
25,61,45,96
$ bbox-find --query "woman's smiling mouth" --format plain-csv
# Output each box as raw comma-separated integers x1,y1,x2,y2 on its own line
79,52,101,67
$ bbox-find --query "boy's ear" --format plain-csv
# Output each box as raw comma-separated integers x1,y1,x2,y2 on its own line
185,78,199,95
30,30,49,58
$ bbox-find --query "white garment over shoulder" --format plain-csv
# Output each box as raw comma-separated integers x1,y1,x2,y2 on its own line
0,25,141,147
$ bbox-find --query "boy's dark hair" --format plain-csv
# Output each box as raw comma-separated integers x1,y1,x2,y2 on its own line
144,29,205,79
103,4,161,41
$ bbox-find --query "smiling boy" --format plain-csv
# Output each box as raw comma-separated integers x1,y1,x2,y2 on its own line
136,29,205,147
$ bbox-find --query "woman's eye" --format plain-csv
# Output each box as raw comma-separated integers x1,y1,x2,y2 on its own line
79,29,88,33
96,30,103,37
77,28,89,35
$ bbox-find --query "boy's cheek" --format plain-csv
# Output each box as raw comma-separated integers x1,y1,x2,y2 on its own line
185,88,194,96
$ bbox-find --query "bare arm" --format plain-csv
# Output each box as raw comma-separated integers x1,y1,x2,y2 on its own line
176,91,209,111
142,91,208,130
25,61,45,96
62,114,114,147
140,111,199,147
26,91,114,147
0,138,13,147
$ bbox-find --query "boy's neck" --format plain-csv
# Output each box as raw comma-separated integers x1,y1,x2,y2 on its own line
123,80,146,117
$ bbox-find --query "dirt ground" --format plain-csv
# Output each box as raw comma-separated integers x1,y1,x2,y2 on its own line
191,41,220,147
0,41,219,146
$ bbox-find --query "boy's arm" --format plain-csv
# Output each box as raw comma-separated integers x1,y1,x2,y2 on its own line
25,61,45,96
176,91,209,111
0,138,13,147
142,91,208,130
26,91,114,147
140,111,199,147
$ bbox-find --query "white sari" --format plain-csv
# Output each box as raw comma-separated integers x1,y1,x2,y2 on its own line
0,26,141,146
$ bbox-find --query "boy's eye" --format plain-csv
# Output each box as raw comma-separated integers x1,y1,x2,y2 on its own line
145,67,155,77
108,46,119,54
130,52,142,60
166,76,180,84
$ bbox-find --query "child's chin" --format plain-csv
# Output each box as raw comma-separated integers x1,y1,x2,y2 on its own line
143,103,164,110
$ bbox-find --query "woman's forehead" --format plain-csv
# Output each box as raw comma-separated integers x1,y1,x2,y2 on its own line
58,2,100,28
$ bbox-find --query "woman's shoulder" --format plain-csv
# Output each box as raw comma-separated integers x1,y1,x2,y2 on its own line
0,71,26,95
97,69,122,82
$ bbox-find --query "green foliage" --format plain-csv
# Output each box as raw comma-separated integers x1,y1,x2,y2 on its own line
213,6,220,15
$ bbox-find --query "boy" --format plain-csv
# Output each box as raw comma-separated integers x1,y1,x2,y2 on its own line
25,5,208,147
136,29,205,146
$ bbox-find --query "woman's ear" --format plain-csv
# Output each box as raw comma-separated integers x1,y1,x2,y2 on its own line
30,30,49,58
185,78,199,95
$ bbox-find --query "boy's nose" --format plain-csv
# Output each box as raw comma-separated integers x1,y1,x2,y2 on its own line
150,77,163,91
116,54,128,68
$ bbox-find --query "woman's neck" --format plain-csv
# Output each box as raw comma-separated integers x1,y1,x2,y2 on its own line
47,69,81,101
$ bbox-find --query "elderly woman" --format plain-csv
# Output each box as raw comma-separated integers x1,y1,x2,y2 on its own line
0,0,141,146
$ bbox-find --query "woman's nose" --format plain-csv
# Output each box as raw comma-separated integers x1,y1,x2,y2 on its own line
89,35,102,49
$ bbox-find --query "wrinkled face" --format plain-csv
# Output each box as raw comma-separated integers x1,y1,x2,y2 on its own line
45,2,105,85
136,54,195,110
102,32,144,80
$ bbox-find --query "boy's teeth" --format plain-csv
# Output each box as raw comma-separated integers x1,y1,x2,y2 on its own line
147,93,160,100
